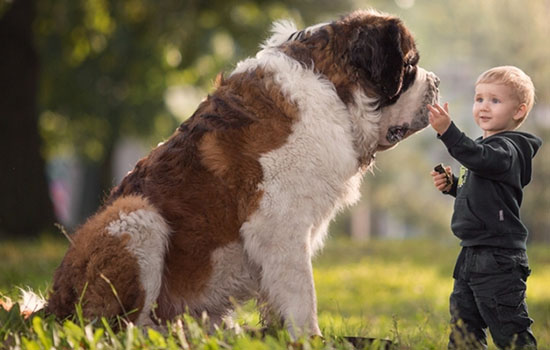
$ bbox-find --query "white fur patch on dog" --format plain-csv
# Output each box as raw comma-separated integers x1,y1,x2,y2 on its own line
106,208,171,325
261,20,329,49
348,89,382,162
261,20,297,49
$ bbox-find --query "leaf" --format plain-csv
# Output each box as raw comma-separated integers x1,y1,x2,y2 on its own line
0,302,27,340
22,336,42,350
63,319,85,346
147,328,167,347
101,317,122,348
32,316,53,349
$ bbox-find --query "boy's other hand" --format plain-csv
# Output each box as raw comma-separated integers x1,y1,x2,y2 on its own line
427,102,451,135
431,166,453,192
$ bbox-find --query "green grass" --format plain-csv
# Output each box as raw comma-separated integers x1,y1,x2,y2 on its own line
1,235,549,349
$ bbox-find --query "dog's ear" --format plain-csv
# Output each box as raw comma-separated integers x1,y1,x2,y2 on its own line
350,20,405,98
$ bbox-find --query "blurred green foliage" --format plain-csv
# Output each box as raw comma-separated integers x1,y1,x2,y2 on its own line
33,0,351,162
27,0,353,220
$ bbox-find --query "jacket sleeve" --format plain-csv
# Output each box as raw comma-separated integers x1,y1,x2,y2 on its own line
438,122,515,179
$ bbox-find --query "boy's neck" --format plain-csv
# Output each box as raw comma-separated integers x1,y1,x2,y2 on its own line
483,127,518,139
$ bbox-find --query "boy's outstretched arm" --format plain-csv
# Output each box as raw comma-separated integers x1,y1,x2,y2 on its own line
428,102,514,176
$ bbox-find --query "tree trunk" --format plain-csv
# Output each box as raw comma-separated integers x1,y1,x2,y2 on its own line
0,0,55,237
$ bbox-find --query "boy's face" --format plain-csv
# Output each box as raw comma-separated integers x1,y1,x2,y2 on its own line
472,83,524,138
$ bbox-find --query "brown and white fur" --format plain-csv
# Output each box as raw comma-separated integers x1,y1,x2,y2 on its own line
46,9,439,338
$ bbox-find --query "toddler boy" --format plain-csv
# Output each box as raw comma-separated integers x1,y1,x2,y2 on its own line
428,66,541,350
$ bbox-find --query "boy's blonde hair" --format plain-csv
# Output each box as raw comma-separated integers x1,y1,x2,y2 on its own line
476,66,535,126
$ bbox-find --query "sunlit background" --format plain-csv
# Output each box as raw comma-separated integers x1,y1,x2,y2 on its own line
1,0,548,243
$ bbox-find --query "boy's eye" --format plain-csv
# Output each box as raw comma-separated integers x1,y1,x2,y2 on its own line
491,98,500,103
476,97,483,103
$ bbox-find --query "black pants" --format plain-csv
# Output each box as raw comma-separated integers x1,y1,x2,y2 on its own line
449,246,537,350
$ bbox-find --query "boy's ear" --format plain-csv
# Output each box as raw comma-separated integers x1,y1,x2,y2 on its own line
513,103,527,122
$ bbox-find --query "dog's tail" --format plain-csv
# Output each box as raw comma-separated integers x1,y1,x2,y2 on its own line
0,288,47,319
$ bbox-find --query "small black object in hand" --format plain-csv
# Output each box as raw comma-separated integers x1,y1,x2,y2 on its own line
434,163,453,186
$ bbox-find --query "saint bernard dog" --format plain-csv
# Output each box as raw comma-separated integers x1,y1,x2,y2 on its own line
46,9,439,337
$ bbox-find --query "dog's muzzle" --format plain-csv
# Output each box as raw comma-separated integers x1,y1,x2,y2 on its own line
384,71,440,145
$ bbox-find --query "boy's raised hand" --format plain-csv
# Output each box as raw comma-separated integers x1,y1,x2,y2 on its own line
427,102,451,135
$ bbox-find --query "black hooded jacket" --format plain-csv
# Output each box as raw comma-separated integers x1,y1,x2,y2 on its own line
439,122,542,249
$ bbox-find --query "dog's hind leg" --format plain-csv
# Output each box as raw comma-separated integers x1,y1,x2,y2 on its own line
104,197,171,326
47,195,171,326
46,231,148,322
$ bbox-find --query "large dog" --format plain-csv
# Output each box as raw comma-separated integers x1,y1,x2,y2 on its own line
46,9,439,337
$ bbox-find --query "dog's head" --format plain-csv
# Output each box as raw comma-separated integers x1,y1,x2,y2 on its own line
268,9,439,153
375,66,439,150
336,10,440,150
